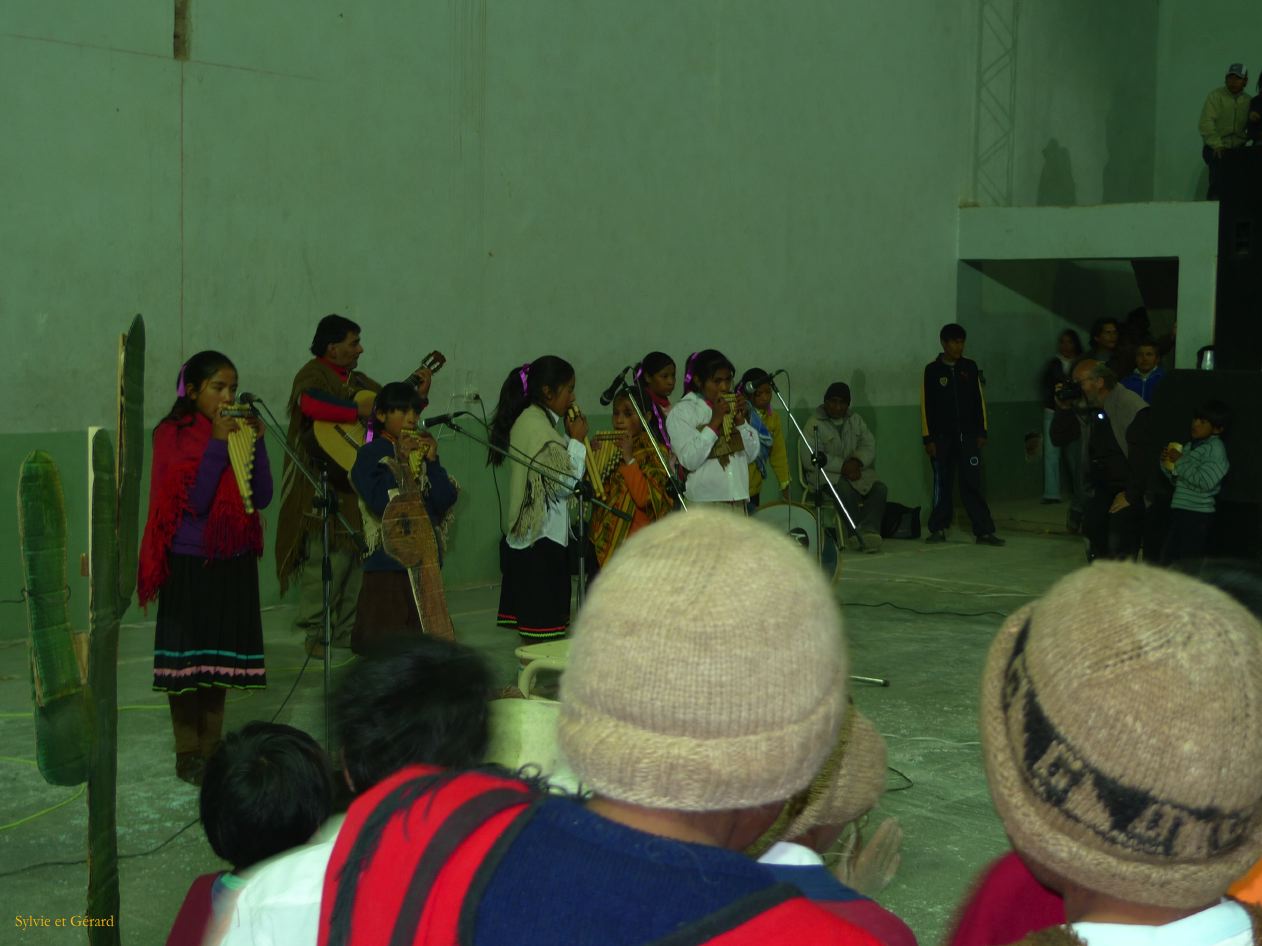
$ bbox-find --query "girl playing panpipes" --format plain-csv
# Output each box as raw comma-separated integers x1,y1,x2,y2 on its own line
666,349,760,508
138,350,272,785
589,388,673,567
489,356,588,643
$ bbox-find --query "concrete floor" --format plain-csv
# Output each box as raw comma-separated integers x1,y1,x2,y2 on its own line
0,500,1086,945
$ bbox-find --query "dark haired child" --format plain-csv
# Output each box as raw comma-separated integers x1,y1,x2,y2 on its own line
137,351,272,785
590,389,673,566
488,356,587,642
666,349,760,507
166,721,334,946
740,367,790,508
635,351,677,451
1160,400,1230,565
921,324,1004,546
349,382,458,655
213,638,492,946
1120,338,1166,404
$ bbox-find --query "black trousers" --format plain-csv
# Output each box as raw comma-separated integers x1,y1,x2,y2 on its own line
928,438,995,536
1082,487,1143,561
1161,508,1213,565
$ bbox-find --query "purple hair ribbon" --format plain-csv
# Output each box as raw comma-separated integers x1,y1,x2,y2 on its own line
176,362,189,397
519,362,532,395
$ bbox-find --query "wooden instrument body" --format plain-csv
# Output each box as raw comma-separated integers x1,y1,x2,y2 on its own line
311,351,445,473
379,446,454,640
312,389,377,474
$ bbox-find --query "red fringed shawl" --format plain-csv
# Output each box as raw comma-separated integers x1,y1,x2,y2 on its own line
137,414,263,606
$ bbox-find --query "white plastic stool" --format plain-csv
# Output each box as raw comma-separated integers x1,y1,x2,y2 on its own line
514,639,571,699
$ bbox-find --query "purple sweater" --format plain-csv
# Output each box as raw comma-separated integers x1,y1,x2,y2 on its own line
171,437,273,557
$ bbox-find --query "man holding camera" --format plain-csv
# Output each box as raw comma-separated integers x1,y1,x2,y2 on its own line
1050,358,1154,561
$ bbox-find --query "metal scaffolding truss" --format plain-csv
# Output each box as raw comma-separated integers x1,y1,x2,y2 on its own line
973,0,1019,206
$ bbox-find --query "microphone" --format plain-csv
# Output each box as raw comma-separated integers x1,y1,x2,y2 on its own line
738,380,760,397
422,411,470,429
598,366,633,407
237,392,263,405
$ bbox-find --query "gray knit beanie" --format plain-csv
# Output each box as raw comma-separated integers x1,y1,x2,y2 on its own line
981,563,1262,908
558,508,848,811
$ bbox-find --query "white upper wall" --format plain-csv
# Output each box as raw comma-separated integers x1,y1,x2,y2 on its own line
1009,0,1157,207
1,0,1169,433
1155,0,1261,200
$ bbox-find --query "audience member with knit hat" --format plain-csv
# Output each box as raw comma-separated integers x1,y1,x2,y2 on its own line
753,704,917,945
972,562,1262,946
316,509,885,945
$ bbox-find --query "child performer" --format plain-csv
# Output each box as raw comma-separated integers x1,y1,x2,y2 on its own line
590,388,673,567
635,351,676,451
739,366,791,509
1160,399,1231,565
349,382,458,655
488,356,587,642
666,350,760,508
138,351,272,785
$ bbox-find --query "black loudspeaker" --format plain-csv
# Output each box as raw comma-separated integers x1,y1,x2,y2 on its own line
1149,370,1262,558
1216,154,1262,370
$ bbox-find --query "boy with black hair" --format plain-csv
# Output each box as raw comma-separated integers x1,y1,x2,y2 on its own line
1160,400,1231,565
167,722,334,945
1120,338,1166,403
921,324,1004,546
216,638,491,946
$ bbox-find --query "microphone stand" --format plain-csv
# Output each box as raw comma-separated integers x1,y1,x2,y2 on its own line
606,376,688,511
765,379,887,687
246,397,368,746
767,377,864,551
435,416,630,611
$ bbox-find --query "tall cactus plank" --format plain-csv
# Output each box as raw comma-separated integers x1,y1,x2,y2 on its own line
86,430,121,945
17,450,89,786
115,314,145,612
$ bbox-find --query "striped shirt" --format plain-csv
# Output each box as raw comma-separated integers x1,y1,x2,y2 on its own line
1165,435,1229,513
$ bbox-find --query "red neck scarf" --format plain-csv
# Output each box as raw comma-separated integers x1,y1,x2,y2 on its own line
137,413,262,605
319,356,351,381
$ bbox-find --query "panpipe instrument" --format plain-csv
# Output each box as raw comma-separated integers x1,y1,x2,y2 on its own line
696,393,743,468
567,404,605,500
720,392,737,437
589,431,625,487
220,405,259,514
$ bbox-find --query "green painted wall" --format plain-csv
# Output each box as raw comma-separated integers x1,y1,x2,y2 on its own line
1,1,1158,629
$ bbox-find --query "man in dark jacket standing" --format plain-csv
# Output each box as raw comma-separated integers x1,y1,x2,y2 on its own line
921,323,1004,546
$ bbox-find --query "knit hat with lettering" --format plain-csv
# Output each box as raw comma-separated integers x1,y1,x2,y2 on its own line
980,563,1262,908
558,508,848,811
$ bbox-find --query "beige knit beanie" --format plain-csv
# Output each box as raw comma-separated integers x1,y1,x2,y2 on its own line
980,562,1262,908
558,507,848,811
783,708,888,841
